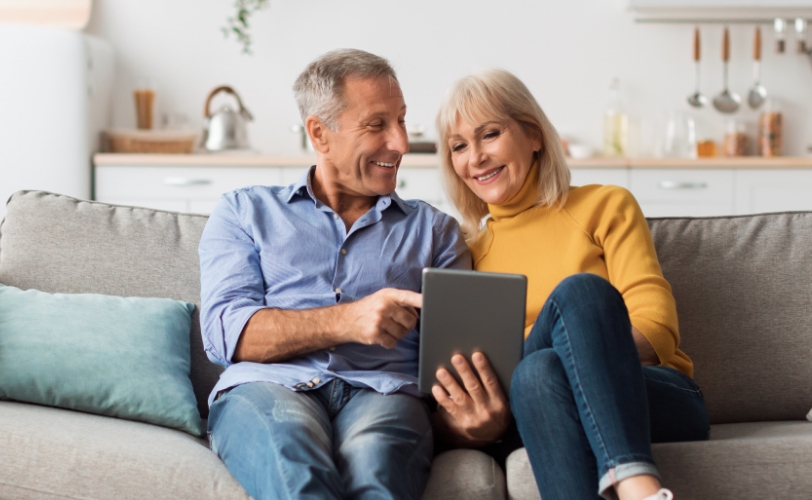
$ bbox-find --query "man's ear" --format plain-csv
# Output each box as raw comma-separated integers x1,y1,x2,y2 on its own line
306,116,330,153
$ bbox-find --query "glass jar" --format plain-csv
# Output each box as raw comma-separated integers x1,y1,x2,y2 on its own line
724,120,749,157
759,99,783,157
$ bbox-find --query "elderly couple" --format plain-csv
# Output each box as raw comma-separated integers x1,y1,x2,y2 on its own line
199,49,710,500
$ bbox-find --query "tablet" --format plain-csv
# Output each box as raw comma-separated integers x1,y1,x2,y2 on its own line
418,268,527,395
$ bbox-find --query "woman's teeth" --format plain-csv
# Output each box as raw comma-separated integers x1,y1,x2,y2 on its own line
476,167,504,181
373,161,396,168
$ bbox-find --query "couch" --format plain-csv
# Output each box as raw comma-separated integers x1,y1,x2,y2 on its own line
0,190,810,500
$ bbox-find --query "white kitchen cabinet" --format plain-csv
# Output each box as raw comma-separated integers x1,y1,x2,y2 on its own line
629,168,735,217
569,168,629,189
95,165,284,214
735,169,812,214
94,163,458,219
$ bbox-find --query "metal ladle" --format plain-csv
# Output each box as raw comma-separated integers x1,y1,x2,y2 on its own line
713,27,741,114
687,28,708,108
748,26,767,109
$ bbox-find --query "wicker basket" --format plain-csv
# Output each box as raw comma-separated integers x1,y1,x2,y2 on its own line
103,129,199,154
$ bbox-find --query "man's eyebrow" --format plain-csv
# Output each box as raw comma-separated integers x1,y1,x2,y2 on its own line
361,105,407,121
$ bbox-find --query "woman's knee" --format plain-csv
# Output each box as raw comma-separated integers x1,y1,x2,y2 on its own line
551,273,620,304
510,350,568,403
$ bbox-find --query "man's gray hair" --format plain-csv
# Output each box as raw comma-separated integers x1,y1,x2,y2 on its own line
293,49,398,131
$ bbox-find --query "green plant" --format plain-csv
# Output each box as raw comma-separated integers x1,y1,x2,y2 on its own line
223,0,270,54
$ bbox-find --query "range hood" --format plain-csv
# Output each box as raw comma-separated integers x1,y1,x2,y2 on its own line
630,0,812,23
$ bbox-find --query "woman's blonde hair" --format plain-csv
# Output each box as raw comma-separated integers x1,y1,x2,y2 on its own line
436,69,570,240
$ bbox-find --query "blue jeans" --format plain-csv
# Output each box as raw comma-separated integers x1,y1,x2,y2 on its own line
208,379,433,500
510,274,710,500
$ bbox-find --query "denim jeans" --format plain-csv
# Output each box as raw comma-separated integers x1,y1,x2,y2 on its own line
208,379,433,500
510,273,710,500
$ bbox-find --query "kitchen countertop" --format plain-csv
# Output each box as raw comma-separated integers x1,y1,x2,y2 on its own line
93,153,812,169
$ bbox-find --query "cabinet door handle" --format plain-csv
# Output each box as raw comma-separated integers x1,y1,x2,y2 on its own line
164,177,213,186
658,181,707,190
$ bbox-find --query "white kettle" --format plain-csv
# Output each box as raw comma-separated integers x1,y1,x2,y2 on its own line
201,86,253,151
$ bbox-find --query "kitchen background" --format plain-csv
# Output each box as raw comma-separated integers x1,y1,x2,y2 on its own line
84,0,812,157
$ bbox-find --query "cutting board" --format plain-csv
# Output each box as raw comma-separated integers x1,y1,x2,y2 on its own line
0,0,92,30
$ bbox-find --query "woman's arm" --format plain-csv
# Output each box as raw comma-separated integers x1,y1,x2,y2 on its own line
584,186,681,367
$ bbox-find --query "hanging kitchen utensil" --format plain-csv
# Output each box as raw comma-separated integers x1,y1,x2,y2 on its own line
201,85,253,151
713,27,741,114
687,28,708,108
748,27,767,109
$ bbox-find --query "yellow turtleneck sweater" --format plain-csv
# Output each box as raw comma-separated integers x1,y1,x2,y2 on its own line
470,165,693,377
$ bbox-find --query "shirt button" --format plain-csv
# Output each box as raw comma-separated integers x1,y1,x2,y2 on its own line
329,347,336,352
335,287,342,293
333,213,339,220
340,248,347,255
306,381,314,388
312,377,320,384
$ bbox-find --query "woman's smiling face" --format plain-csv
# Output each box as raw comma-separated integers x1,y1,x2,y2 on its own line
448,115,541,206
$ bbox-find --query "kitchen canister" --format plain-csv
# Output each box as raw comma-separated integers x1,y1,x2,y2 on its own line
758,98,783,157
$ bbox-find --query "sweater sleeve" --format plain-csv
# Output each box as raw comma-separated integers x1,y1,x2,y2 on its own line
587,186,680,368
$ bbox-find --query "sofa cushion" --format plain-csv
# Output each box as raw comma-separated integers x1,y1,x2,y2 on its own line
0,191,220,419
648,213,812,424
0,401,505,500
0,401,249,500
422,449,506,500
506,421,812,500
0,284,202,436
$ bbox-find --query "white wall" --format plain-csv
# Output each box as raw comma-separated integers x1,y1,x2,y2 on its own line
85,0,812,156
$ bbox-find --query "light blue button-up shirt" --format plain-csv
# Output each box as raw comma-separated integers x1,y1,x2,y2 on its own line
199,166,471,405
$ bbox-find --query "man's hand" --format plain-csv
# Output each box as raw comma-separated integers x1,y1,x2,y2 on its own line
337,288,422,349
432,352,511,447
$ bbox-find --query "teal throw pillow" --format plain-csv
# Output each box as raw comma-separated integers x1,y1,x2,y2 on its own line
0,284,203,436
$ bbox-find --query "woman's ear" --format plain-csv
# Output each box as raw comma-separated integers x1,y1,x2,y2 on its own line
531,129,543,154
306,116,329,153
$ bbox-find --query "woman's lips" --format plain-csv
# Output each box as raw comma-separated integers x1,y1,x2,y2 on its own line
474,166,504,184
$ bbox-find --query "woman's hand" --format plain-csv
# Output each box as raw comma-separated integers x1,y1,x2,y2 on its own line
431,352,512,447
632,326,659,366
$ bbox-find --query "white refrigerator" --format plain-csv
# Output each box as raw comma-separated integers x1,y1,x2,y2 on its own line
0,24,114,220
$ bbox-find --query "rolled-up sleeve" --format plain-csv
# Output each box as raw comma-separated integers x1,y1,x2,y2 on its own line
431,211,472,271
199,192,267,366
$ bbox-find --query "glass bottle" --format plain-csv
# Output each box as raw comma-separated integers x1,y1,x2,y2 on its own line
759,98,783,157
724,119,749,157
603,78,628,158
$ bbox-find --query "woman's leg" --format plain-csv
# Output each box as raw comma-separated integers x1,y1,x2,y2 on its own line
510,273,657,500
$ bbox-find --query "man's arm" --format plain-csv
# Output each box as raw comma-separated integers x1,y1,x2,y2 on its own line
234,288,421,363
200,192,423,366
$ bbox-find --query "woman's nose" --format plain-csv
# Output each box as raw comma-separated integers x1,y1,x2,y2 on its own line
467,144,486,168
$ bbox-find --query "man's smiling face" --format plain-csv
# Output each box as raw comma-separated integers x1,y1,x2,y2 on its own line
322,76,409,197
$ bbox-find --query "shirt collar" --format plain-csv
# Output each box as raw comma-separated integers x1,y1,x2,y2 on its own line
286,165,411,215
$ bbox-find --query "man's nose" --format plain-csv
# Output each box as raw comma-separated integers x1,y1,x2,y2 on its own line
388,124,409,154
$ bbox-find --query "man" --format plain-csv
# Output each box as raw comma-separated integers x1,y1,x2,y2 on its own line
199,49,471,500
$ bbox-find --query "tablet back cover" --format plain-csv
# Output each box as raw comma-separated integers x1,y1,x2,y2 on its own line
418,268,526,395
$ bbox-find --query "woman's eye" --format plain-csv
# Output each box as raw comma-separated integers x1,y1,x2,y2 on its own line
484,130,500,139
451,143,466,152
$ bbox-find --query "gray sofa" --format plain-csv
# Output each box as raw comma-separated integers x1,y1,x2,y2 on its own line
0,190,810,500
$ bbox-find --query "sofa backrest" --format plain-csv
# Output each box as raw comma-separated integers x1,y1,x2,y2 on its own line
2,191,810,425
649,213,812,424
0,191,220,419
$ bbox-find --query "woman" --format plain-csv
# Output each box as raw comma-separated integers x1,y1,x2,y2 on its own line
430,69,710,500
